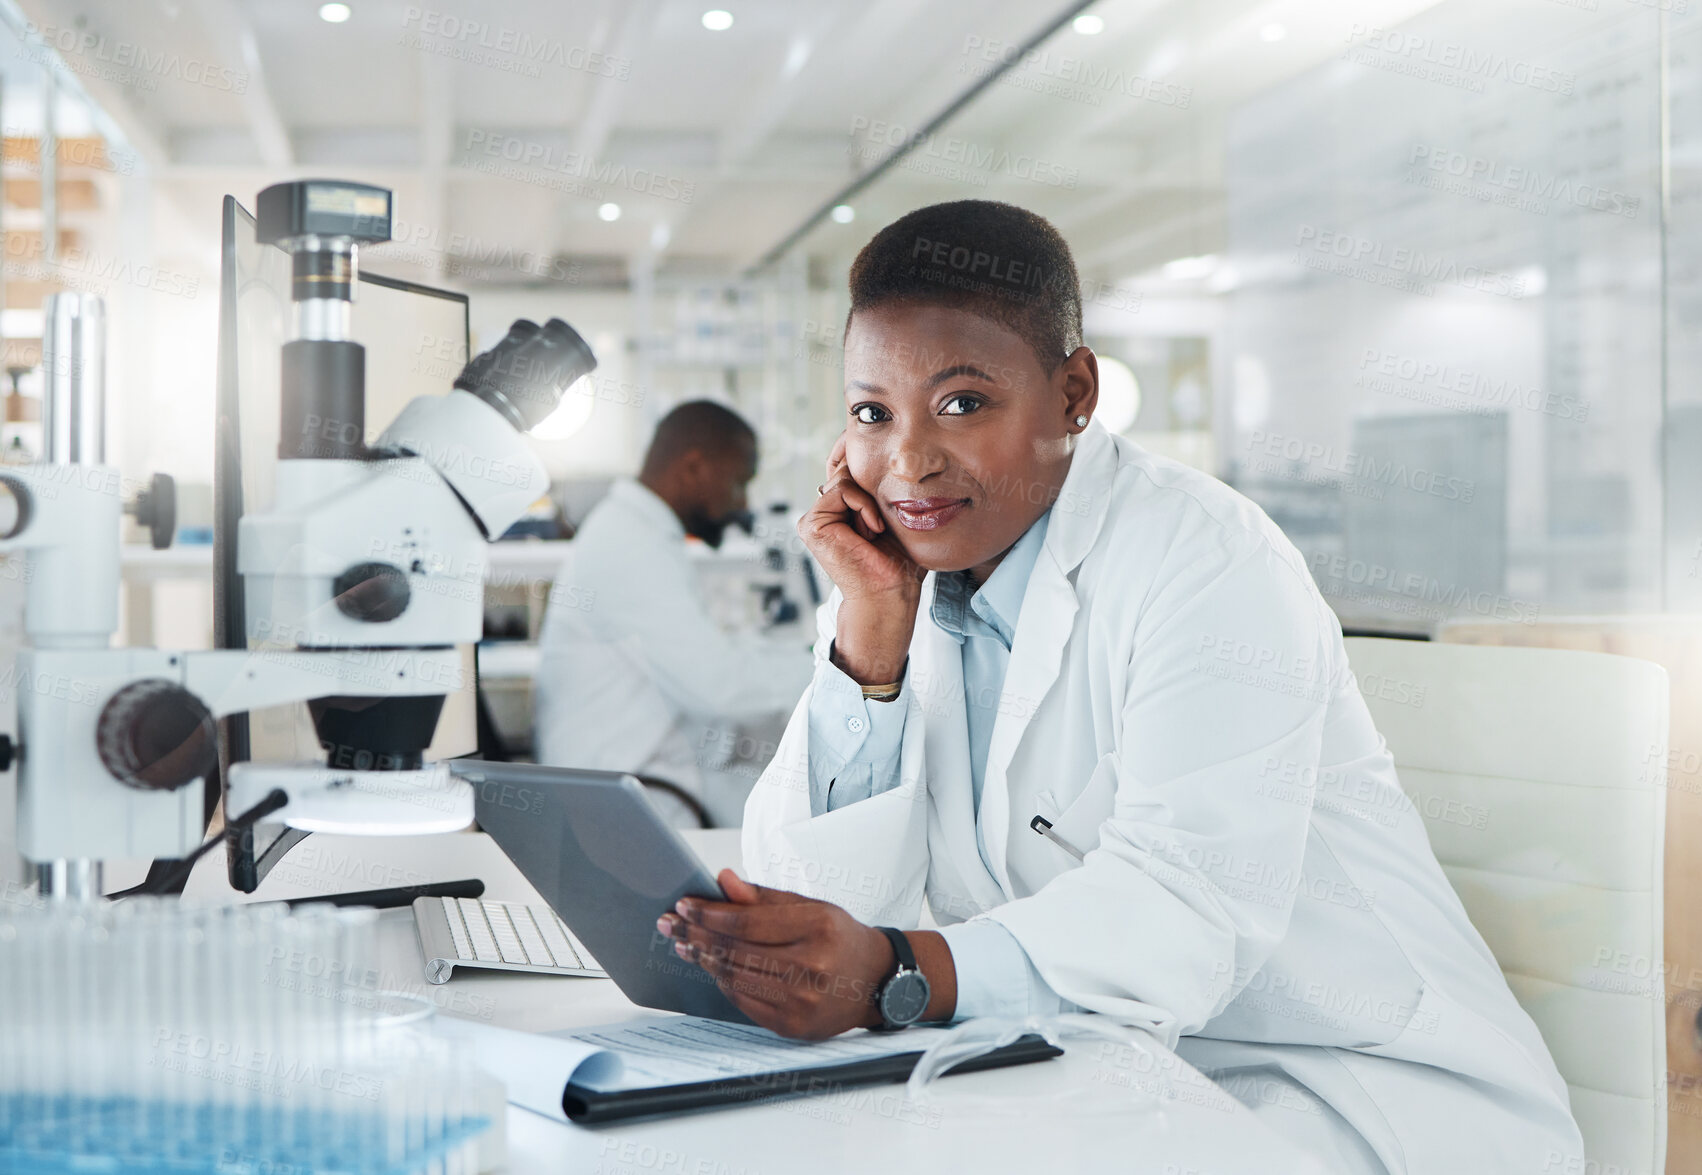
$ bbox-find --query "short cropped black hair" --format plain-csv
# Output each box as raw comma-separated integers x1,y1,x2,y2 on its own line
641,400,756,476
846,200,1083,372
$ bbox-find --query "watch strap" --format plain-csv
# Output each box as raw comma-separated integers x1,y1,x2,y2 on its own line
875,926,917,974
870,926,926,1031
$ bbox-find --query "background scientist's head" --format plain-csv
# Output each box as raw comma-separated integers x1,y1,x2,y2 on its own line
639,400,759,549
839,200,1099,578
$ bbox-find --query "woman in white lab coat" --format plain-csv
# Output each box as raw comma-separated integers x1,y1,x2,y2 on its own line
656,201,1584,1173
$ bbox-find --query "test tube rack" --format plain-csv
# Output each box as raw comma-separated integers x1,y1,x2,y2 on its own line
0,894,498,1174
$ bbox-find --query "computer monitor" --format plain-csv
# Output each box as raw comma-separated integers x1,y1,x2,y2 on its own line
1336,412,1509,629
213,195,476,888
1665,404,1702,612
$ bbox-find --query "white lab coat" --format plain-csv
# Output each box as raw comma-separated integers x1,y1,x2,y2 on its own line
742,423,1584,1172
535,479,813,821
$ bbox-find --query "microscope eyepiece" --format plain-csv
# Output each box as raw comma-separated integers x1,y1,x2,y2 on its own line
454,317,598,434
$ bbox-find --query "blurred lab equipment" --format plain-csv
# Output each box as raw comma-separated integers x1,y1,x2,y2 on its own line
533,478,813,828
0,180,598,900
0,894,500,1173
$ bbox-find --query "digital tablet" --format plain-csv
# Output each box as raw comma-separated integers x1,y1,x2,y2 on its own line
455,762,751,1024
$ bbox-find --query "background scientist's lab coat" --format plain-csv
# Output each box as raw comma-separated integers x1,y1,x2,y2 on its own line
743,423,1584,1174
536,478,813,825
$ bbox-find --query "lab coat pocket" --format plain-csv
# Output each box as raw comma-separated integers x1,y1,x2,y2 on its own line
1209,834,1427,1049
1029,788,1078,864
1032,754,1120,864
1056,754,1121,842
1033,788,1061,822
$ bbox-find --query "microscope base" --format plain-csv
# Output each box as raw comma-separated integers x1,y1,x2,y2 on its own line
227,760,473,836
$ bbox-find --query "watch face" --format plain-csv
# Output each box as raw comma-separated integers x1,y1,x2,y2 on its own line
880,969,930,1026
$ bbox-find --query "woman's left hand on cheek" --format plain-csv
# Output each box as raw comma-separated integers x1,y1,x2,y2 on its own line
657,869,894,1041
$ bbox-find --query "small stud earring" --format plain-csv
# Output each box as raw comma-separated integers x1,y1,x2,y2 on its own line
1074,414,1088,428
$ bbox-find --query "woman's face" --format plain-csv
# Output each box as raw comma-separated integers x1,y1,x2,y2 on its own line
841,302,1097,574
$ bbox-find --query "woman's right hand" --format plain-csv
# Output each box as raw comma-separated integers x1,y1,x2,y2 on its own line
798,433,924,686
800,432,920,601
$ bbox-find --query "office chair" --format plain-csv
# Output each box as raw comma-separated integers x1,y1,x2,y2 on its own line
1345,637,1669,1175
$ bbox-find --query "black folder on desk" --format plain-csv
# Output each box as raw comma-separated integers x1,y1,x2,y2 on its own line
562,1033,1062,1125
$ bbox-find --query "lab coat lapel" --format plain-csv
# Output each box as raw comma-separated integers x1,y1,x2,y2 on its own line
911,574,1006,912
979,555,1078,896
977,422,1118,896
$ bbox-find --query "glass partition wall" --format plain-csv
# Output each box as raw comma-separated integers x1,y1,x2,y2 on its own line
767,0,1700,635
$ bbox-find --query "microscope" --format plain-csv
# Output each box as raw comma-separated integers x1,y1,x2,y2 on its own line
1,179,596,899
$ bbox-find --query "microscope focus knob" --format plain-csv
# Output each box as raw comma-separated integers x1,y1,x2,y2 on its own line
332,561,411,623
96,679,218,792
130,471,177,550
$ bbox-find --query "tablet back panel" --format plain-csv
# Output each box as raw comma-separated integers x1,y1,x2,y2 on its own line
461,764,750,1023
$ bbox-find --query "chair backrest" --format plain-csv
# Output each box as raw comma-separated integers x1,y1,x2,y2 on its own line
1343,637,1669,1175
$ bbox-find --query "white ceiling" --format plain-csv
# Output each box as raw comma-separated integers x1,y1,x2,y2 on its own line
10,0,1445,288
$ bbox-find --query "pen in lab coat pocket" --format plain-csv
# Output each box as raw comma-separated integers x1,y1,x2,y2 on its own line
1029,815,1086,861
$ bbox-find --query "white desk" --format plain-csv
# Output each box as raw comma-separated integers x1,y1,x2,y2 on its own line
185,830,1322,1174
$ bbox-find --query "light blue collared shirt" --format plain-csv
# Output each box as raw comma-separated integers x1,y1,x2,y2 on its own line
929,510,1050,822
805,511,1074,1021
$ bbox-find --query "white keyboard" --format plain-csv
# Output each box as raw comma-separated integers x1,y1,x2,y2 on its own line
413,896,607,985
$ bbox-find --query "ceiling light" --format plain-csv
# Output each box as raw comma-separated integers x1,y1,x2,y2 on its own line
782,35,812,77
318,2,351,22
830,204,855,224
1072,13,1104,35
701,10,733,31
1258,23,1286,42
1206,263,1242,294
1161,254,1218,281
1512,265,1547,297
598,203,622,222
1095,357,1142,433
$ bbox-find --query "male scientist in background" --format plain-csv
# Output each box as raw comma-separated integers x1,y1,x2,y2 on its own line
534,400,814,825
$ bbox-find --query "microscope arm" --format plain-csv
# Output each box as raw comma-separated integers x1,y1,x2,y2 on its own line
181,645,464,718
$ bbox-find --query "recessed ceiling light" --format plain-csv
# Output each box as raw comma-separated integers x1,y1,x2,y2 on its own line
598,203,622,222
1072,14,1104,36
830,204,855,224
1095,357,1142,433
1161,254,1218,281
318,3,351,23
1258,23,1287,43
701,9,733,31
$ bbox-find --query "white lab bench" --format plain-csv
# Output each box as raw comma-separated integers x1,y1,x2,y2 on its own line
181,828,1321,1174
